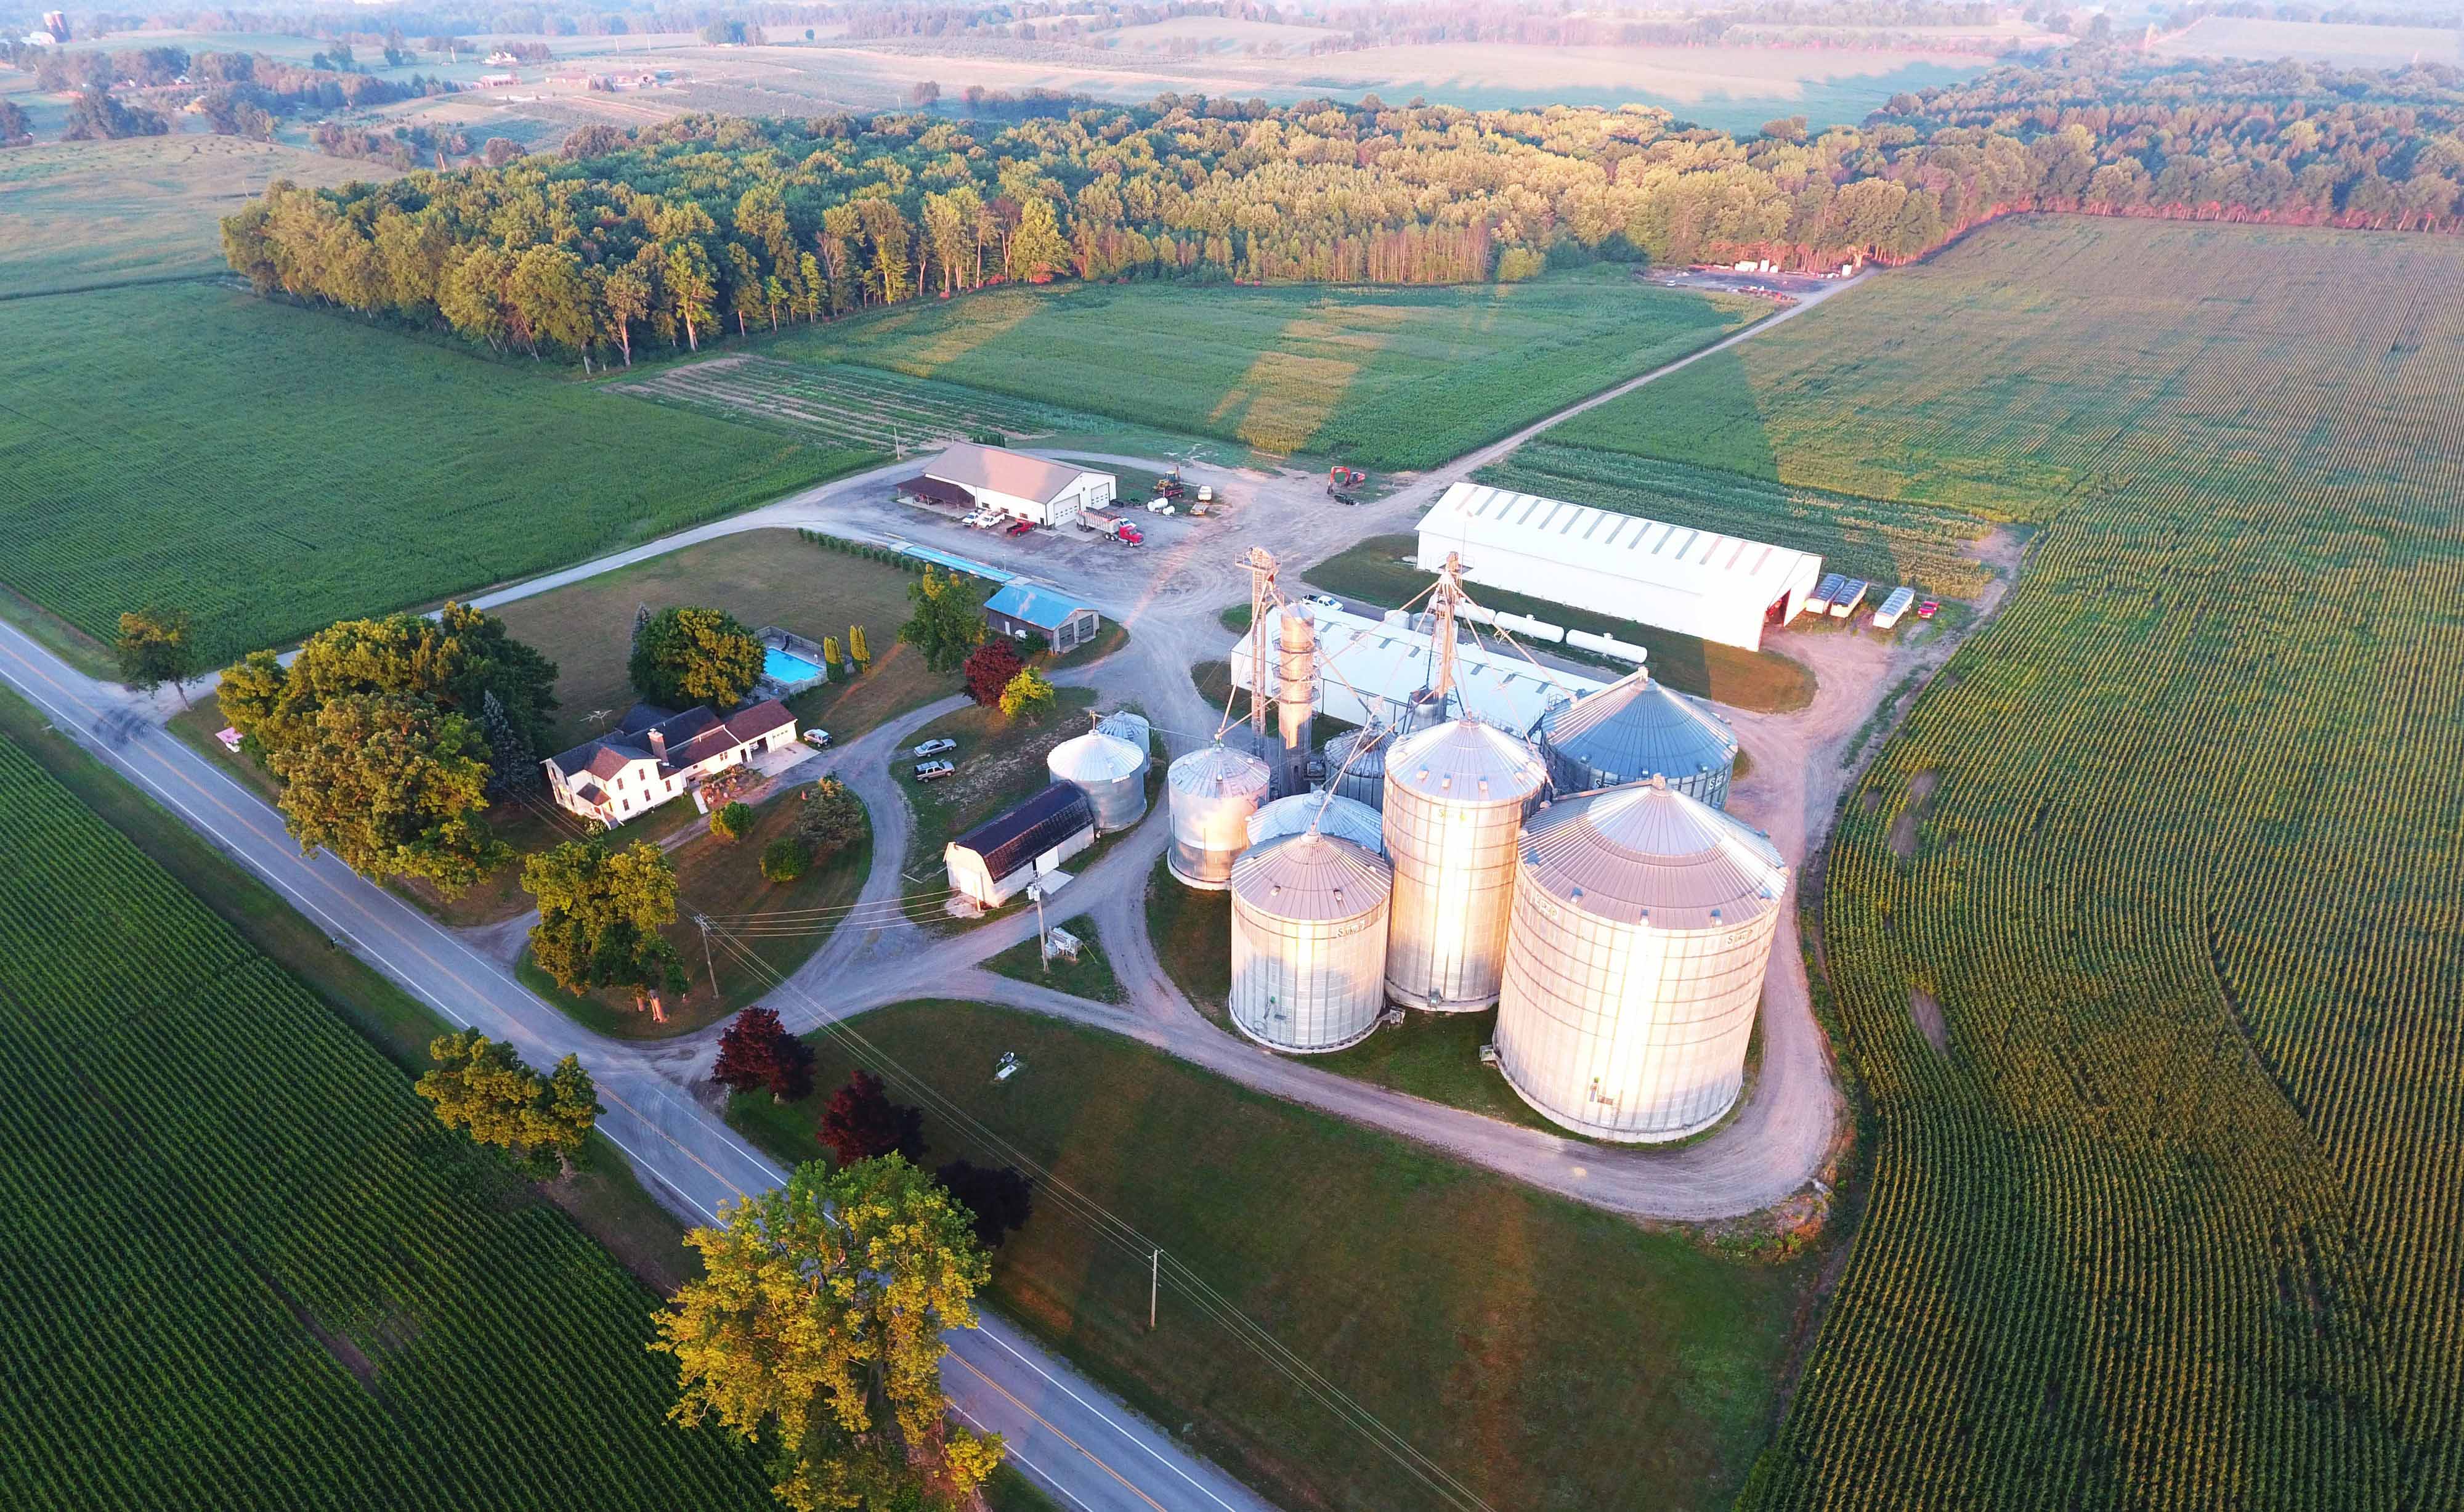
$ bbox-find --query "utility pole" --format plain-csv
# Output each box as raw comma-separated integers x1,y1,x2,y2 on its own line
696,914,719,999
1030,883,1048,970
1150,1248,1160,1331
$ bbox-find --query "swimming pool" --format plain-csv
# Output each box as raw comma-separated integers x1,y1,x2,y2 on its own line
764,646,825,685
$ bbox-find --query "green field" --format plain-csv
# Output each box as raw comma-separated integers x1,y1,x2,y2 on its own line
731,1000,1815,1512
0,137,387,299
0,732,769,1509
767,270,1762,469
1690,218,2464,1506
0,283,872,664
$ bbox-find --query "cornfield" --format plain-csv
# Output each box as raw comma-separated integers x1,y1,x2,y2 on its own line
0,736,770,1509
1610,217,2464,1506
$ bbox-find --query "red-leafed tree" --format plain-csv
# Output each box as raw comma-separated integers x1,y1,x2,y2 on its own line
819,1068,925,1166
962,639,1025,707
711,1007,815,1104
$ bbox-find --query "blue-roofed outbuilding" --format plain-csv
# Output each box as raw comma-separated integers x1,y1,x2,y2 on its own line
985,583,1104,654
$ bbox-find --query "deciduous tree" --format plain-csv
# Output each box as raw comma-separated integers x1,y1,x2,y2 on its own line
524,838,689,1000
899,567,984,675
652,1157,1003,1511
631,606,762,708
819,1069,924,1166
416,1030,602,1177
713,1006,816,1103
710,800,754,843
760,836,807,884
962,638,1024,707
115,606,197,703
999,668,1056,721
794,777,865,858
268,691,506,894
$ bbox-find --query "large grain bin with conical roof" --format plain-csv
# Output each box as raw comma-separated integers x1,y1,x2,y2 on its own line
1047,730,1149,832
1381,718,1547,1012
1494,777,1789,1142
1245,791,1384,856
1165,744,1270,889
1536,669,1740,808
1228,832,1393,1053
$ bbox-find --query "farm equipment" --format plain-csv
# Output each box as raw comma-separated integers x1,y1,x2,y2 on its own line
1327,465,1366,492
1872,586,1916,630
1155,468,1191,500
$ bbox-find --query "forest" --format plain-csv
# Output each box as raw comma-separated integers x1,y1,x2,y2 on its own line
220,54,2464,368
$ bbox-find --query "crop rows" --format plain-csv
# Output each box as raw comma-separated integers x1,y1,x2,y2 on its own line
1479,440,1998,600
0,736,772,1510
0,283,864,664
768,275,1760,468
1690,219,2464,1506
613,356,1098,450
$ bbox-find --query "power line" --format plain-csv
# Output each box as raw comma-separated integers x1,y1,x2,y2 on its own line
697,924,1501,1512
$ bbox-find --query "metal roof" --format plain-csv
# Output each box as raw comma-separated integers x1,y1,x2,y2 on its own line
1517,779,1787,930
1537,670,1738,786
1420,481,1820,603
1245,791,1385,853
1229,831,1392,922
1169,742,1271,797
986,582,1101,628
1231,605,1599,737
949,782,1094,880
1385,718,1548,806
1047,730,1145,782
922,442,1107,505
891,542,1018,582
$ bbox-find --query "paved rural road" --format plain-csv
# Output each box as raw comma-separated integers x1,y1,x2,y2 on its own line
0,617,1276,1512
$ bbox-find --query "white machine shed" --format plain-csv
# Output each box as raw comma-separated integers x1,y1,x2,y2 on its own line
917,443,1116,529
1416,482,1822,651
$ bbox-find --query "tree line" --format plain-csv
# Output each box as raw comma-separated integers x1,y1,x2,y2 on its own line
219,54,2463,369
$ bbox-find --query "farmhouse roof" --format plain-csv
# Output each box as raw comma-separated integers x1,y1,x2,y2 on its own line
986,582,1101,630
949,782,1093,880
548,699,792,781
1420,481,1820,606
922,443,1102,505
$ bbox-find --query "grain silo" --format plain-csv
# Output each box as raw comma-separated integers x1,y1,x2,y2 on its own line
1165,743,1270,890
1494,777,1789,1142
1229,832,1393,1053
1047,729,1149,832
1536,669,1740,809
1095,709,1153,754
1245,791,1384,855
1381,718,1547,1012
1323,688,1444,812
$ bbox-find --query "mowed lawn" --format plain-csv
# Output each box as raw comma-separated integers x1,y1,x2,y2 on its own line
490,530,946,751
0,733,772,1510
732,1000,1813,1512
769,269,1762,469
0,282,874,664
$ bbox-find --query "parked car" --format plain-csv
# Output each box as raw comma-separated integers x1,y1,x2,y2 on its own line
912,759,956,782
802,728,833,747
1917,600,1941,619
912,737,957,758
1146,498,1177,515
1196,484,1214,503
1004,518,1035,537
1302,593,1343,613
1332,491,1359,506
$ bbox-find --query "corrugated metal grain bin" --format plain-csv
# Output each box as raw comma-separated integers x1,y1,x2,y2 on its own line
1381,718,1547,1012
1047,730,1149,832
1244,791,1385,855
1229,832,1393,1053
1165,744,1270,890
1537,669,1740,809
1493,777,1789,1142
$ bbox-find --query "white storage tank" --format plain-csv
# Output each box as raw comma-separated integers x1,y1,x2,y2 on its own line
1494,777,1789,1142
1095,709,1153,753
1537,669,1740,809
1228,832,1393,1053
1245,791,1385,856
1165,744,1270,890
1381,718,1547,1012
1323,689,1443,813
1047,730,1149,832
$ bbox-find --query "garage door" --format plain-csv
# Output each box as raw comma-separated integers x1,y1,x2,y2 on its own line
1047,488,1081,530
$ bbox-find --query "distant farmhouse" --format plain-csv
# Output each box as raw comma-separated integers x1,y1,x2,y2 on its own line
901,444,1115,529
544,699,796,826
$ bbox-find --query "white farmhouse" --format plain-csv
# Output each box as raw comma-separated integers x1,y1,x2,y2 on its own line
543,699,798,827
903,444,1114,529
1416,482,1823,652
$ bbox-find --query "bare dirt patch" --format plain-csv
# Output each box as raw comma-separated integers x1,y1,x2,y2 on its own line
1889,768,1940,860
1908,987,1948,1054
